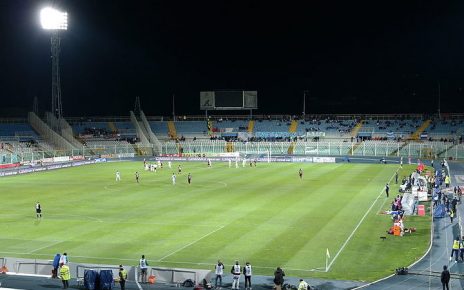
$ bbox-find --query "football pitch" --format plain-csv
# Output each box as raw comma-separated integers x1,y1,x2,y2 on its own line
0,161,431,281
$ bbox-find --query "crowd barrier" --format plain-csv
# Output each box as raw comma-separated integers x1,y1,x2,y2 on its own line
1,257,212,285
0,159,99,177
1,141,463,166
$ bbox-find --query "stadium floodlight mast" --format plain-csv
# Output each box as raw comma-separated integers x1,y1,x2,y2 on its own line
40,7,68,121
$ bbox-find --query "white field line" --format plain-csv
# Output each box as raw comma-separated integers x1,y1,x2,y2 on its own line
449,165,464,238
157,225,226,261
160,260,326,272
326,168,399,271
46,213,103,223
0,250,334,272
353,213,443,290
104,185,120,192
30,213,217,227
27,240,63,254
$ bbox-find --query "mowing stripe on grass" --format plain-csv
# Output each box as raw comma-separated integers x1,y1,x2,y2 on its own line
27,240,63,254
46,213,104,223
326,168,399,271
157,225,226,261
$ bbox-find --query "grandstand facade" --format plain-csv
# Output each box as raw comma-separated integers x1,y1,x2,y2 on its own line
1,113,463,165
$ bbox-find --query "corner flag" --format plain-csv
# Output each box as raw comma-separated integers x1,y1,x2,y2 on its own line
326,248,330,259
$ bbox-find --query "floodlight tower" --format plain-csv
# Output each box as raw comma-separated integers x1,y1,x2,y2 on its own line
40,7,68,120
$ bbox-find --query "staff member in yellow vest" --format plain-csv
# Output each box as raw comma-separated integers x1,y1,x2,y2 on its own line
119,265,128,290
450,236,460,263
59,262,70,289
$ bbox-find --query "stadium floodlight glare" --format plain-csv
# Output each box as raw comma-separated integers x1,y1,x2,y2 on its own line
40,7,68,30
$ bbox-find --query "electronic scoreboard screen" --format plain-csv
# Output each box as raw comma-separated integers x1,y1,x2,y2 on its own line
200,90,257,110
214,91,243,108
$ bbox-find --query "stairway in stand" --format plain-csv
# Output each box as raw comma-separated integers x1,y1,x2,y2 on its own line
350,120,364,138
348,142,363,155
288,142,295,154
226,142,235,152
108,122,118,133
288,120,298,133
247,120,255,133
410,120,431,140
168,121,177,140
287,120,298,153
132,144,143,155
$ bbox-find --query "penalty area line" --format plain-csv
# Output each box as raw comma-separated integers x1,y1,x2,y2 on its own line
326,168,399,271
157,225,226,262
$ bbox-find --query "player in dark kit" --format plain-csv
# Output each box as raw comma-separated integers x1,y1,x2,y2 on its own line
135,171,140,183
188,173,192,184
35,202,42,218
178,165,182,174
299,169,303,179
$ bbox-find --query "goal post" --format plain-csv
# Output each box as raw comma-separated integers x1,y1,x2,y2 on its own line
305,146,318,155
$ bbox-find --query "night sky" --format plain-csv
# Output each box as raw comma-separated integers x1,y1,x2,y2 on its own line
1,0,464,117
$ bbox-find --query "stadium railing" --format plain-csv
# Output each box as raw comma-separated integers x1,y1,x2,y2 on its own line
148,267,199,285
2,140,464,164
15,260,53,276
0,256,212,287
160,140,464,160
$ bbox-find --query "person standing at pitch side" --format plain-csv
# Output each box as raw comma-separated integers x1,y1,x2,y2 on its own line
230,260,241,290
441,265,450,290
243,262,252,290
139,255,149,283
214,260,224,289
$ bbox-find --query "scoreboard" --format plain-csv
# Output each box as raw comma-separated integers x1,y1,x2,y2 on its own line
200,90,258,110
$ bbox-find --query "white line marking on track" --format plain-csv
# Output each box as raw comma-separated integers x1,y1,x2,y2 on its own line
135,267,143,290
157,225,226,261
326,167,399,271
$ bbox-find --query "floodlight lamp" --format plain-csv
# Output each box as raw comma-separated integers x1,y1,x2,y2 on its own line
40,7,68,30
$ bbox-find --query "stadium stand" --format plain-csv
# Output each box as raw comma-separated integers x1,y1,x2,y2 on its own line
0,113,464,164
0,123,38,140
150,121,170,138
427,118,464,140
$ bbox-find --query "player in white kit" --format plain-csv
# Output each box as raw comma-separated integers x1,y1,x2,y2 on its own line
172,173,176,185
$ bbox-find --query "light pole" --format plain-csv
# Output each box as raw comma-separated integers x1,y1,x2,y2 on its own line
303,90,308,118
40,7,68,121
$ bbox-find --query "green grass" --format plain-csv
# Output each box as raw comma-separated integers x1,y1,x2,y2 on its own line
0,162,430,281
